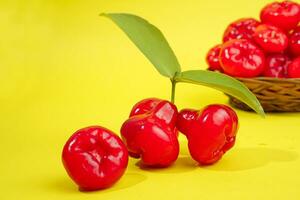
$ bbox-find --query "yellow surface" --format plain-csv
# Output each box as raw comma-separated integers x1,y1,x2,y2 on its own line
1,0,300,199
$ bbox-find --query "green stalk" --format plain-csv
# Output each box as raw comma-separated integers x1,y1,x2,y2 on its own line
170,80,176,103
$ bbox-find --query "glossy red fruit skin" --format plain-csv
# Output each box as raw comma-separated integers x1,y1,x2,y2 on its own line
253,24,289,53
206,44,223,71
121,98,179,167
289,26,300,57
223,18,260,42
62,126,128,191
263,54,291,78
260,1,300,32
288,57,300,78
219,39,265,77
177,105,238,165
176,108,198,136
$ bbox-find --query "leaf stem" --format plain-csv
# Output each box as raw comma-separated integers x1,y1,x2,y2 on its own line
171,80,176,103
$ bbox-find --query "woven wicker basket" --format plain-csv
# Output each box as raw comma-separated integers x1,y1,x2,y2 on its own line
228,77,300,112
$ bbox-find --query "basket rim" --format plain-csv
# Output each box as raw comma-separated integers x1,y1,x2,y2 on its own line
236,77,300,83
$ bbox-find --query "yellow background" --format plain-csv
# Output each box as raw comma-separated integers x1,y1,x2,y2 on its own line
1,0,300,199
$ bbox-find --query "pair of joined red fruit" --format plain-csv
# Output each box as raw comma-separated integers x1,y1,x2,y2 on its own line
62,98,238,191
121,98,238,166
206,1,300,78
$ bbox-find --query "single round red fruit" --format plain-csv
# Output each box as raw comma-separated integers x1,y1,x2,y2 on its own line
206,44,223,71
263,54,291,78
62,126,128,191
223,18,260,42
219,39,265,77
121,98,179,167
287,57,300,78
253,24,288,53
260,1,300,32
177,105,238,165
289,26,300,57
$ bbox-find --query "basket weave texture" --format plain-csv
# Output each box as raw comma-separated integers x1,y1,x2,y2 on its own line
228,77,300,112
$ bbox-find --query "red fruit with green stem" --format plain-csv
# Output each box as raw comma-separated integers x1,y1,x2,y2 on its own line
260,1,300,32
62,126,128,191
101,12,265,170
253,24,288,53
177,105,238,165
263,54,291,78
121,98,179,167
223,18,260,42
104,13,265,166
219,39,265,78
287,57,300,78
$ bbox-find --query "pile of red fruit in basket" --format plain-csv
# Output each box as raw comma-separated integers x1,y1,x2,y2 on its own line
206,1,300,78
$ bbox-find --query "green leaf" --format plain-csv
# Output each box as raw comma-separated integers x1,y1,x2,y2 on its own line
175,70,265,116
101,13,181,78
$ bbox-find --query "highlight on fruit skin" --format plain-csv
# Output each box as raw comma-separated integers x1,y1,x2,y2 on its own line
260,0,300,32
253,24,288,53
263,54,291,78
219,39,265,78
222,18,260,42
